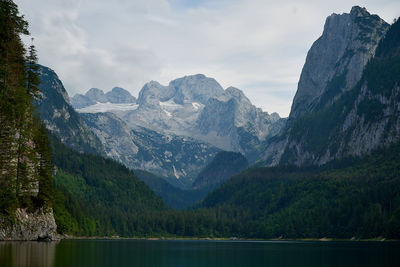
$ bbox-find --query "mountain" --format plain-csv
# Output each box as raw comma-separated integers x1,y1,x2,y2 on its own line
192,151,249,191
290,6,389,119
71,87,136,109
189,8,400,239
123,75,283,160
80,112,220,188
74,74,283,186
262,6,391,166
36,65,105,155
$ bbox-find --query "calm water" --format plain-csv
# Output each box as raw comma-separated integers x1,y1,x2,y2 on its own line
0,239,399,267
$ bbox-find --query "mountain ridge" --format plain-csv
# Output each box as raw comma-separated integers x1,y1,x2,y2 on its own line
261,6,391,166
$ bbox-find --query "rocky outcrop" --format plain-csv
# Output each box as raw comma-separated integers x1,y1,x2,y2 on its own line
81,112,220,188
261,6,391,166
289,6,389,120
0,208,57,241
196,87,284,161
36,65,105,156
105,87,137,104
72,73,284,185
71,87,136,109
113,75,284,163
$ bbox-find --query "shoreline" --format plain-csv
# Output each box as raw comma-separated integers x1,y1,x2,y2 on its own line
58,235,398,242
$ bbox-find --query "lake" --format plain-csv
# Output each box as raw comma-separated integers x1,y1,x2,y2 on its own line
0,239,399,267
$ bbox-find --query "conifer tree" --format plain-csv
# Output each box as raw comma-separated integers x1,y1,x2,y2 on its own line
1,0,53,214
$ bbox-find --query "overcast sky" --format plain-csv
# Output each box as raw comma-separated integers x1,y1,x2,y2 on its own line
15,0,400,117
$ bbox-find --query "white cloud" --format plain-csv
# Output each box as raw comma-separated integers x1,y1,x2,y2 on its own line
15,0,400,117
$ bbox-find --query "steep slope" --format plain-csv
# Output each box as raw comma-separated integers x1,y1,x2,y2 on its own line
192,151,249,191
80,112,220,188
196,87,284,161
49,135,168,236
0,1,56,241
36,65,105,155
262,6,390,166
77,74,283,170
289,6,389,120
279,16,400,166
125,75,225,136
73,73,282,186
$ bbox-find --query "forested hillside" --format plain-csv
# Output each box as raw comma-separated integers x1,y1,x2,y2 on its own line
200,142,400,238
48,135,169,236
0,0,53,219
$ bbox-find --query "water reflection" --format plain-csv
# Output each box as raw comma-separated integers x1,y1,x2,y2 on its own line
0,239,399,267
0,241,56,267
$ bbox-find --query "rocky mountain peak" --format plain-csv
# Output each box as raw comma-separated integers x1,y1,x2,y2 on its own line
224,87,250,104
350,6,369,18
85,88,107,102
71,86,136,108
169,74,224,105
105,87,136,104
137,81,175,106
289,6,389,120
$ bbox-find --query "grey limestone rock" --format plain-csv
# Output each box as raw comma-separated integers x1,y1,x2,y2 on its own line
0,208,57,241
289,6,389,120
71,87,136,109
261,6,390,166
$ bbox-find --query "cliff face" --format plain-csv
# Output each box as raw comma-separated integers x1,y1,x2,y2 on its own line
289,6,389,120
81,112,220,188
0,208,57,241
262,6,392,166
36,65,105,156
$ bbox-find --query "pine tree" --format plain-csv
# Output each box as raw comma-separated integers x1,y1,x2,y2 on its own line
1,0,53,215
26,38,40,99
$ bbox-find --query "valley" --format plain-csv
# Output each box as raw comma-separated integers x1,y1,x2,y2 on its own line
1,0,400,249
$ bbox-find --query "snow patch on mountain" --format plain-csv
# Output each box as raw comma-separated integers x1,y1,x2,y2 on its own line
76,102,139,113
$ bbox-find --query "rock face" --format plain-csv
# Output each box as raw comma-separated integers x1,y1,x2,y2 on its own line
71,87,136,108
196,87,284,161
105,87,137,104
81,112,220,188
103,75,283,161
262,6,400,167
75,74,284,185
36,65,105,155
0,208,57,241
289,6,389,120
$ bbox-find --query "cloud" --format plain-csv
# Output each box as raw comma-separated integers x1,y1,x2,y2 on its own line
15,0,400,117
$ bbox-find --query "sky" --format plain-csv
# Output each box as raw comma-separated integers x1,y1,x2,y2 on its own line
14,0,400,117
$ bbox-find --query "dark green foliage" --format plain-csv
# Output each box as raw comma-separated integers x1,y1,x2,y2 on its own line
26,40,40,99
362,18,400,97
316,71,347,109
375,17,400,58
357,99,385,120
48,135,169,236
200,142,400,239
192,151,249,191
281,86,360,163
133,170,208,210
0,0,53,219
